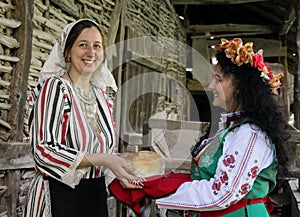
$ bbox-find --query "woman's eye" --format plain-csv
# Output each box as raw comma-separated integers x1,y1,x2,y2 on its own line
79,43,87,47
214,76,221,83
94,44,102,49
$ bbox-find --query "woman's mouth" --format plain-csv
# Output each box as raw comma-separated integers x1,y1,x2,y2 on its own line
83,59,95,64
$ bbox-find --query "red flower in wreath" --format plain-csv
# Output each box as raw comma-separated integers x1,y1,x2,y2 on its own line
252,53,265,71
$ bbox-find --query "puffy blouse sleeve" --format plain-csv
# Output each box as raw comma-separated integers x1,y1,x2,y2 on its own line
156,124,275,211
28,77,87,188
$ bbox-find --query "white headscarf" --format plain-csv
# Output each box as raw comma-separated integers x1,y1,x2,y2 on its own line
39,18,118,92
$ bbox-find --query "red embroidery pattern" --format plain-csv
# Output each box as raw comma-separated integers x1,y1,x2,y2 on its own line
212,181,221,195
212,171,229,195
223,154,235,168
220,171,229,185
239,183,251,195
238,165,259,195
247,166,259,178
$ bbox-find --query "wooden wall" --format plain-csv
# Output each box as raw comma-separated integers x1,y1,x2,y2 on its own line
108,0,190,150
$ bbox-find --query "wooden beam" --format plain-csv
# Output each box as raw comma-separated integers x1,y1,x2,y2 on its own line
8,0,33,141
280,0,297,36
244,4,283,25
0,141,33,170
171,0,268,5
192,31,272,39
207,46,287,57
148,118,210,131
187,24,274,34
295,0,300,128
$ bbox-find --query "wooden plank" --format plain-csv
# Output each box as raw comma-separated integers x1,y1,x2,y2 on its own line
126,50,165,72
288,179,300,213
0,1,14,11
49,0,79,18
0,141,34,170
0,17,21,28
123,133,143,146
207,46,287,57
171,0,268,4
288,128,300,142
187,24,273,34
0,55,19,62
0,33,19,48
149,118,210,131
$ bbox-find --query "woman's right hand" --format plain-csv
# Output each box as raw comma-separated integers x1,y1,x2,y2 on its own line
103,154,137,180
81,153,142,189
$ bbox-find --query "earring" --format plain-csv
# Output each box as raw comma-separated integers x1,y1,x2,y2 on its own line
66,56,71,62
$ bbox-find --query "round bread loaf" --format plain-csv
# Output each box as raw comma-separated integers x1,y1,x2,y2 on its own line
130,151,165,178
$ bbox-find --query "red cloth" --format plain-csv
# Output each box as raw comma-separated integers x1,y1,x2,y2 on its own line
108,171,191,214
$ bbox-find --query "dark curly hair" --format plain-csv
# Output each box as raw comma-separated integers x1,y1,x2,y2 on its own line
215,50,290,174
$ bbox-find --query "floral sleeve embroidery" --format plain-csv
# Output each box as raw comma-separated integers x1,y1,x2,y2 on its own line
156,125,274,211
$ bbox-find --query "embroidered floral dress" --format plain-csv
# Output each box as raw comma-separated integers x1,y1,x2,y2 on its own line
156,114,278,217
24,77,116,217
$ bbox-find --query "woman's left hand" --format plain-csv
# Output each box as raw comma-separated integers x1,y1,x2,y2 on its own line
119,179,143,189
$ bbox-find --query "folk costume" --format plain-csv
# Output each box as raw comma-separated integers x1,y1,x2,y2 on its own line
156,37,283,217
156,113,277,217
24,19,117,217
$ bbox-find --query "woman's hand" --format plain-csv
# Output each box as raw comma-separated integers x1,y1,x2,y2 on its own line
105,155,143,189
82,153,142,189
119,179,143,189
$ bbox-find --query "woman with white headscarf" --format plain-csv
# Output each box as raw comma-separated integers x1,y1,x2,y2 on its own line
24,19,140,217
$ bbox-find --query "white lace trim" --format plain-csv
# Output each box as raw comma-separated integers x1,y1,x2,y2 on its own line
61,151,88,188
43,180,52,217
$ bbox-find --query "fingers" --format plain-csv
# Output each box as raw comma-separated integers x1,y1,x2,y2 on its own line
124,164,137,177
111,155,141,181
120,158,137,177
119,179,143,189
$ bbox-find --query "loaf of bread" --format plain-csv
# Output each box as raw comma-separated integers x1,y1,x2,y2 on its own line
130,151,165,178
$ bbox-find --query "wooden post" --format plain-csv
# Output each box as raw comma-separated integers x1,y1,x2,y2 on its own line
8,0,33,141
296,1,300,129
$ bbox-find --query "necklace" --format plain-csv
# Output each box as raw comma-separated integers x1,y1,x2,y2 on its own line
66,72,102,136
75,85,96,104
67,71,74,84
74,86,102,136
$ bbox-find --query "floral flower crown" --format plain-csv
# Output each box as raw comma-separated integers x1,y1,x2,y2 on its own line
214,38,283,94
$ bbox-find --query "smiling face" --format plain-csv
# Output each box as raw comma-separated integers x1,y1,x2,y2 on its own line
208,64,236,112
67,27,104,80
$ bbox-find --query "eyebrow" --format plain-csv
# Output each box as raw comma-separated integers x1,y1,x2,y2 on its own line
213,73,222,79
77,39,102,44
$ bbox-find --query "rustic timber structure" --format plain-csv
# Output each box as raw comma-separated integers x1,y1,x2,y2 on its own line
0,0,299,217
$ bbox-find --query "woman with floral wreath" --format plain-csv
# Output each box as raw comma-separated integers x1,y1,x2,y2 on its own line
156,38,289,217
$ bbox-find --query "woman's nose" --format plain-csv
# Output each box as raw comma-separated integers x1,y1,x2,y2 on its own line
86,46,96,56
